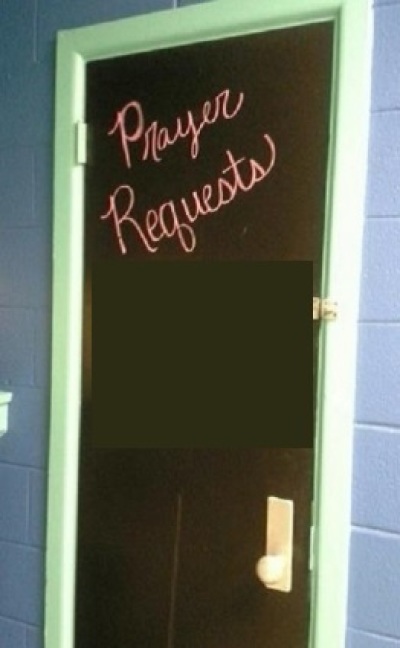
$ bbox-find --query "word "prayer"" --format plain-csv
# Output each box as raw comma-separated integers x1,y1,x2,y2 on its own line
100,133,276,255
108,88,245,168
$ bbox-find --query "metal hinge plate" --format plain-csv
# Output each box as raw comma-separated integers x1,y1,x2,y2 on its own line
75,122,88,165
313,297,338,321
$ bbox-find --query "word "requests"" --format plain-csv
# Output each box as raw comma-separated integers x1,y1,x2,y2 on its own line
99,89,277,254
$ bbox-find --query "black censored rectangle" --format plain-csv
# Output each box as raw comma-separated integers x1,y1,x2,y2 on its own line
90,261,312,447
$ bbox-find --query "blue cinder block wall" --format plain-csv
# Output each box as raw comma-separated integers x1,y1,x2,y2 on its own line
0,1,398,647
347,1,400,647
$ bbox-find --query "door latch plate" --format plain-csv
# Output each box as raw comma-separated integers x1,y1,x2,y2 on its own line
256,497,294,593
313,297,338,321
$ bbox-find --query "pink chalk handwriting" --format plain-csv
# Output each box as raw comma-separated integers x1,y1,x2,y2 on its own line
100,133,276,255
108,88,245,168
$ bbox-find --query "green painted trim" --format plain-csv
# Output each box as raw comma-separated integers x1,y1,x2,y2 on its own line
46,39,86,648
310,2,372,647
47,2,372,648
0,391,12,406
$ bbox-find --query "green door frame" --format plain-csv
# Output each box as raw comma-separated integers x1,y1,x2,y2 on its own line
46,1,372,647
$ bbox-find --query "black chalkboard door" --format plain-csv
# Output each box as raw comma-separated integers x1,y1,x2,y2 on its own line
76,20,333,648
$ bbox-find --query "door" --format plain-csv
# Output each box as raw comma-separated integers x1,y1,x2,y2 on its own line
75,450,312,648
76,21,333,648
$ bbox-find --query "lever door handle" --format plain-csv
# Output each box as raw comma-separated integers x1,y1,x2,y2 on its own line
256,496,294,593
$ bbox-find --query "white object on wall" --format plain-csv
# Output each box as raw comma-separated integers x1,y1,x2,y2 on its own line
0,392,13,436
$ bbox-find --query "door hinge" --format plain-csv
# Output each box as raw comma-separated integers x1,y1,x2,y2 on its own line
313,297,338,321
75,121,88,165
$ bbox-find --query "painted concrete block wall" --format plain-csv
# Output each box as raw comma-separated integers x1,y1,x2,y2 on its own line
0,0,397,647
347,1,400,647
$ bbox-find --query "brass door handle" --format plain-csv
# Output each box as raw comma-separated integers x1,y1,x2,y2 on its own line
256,496,294,593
